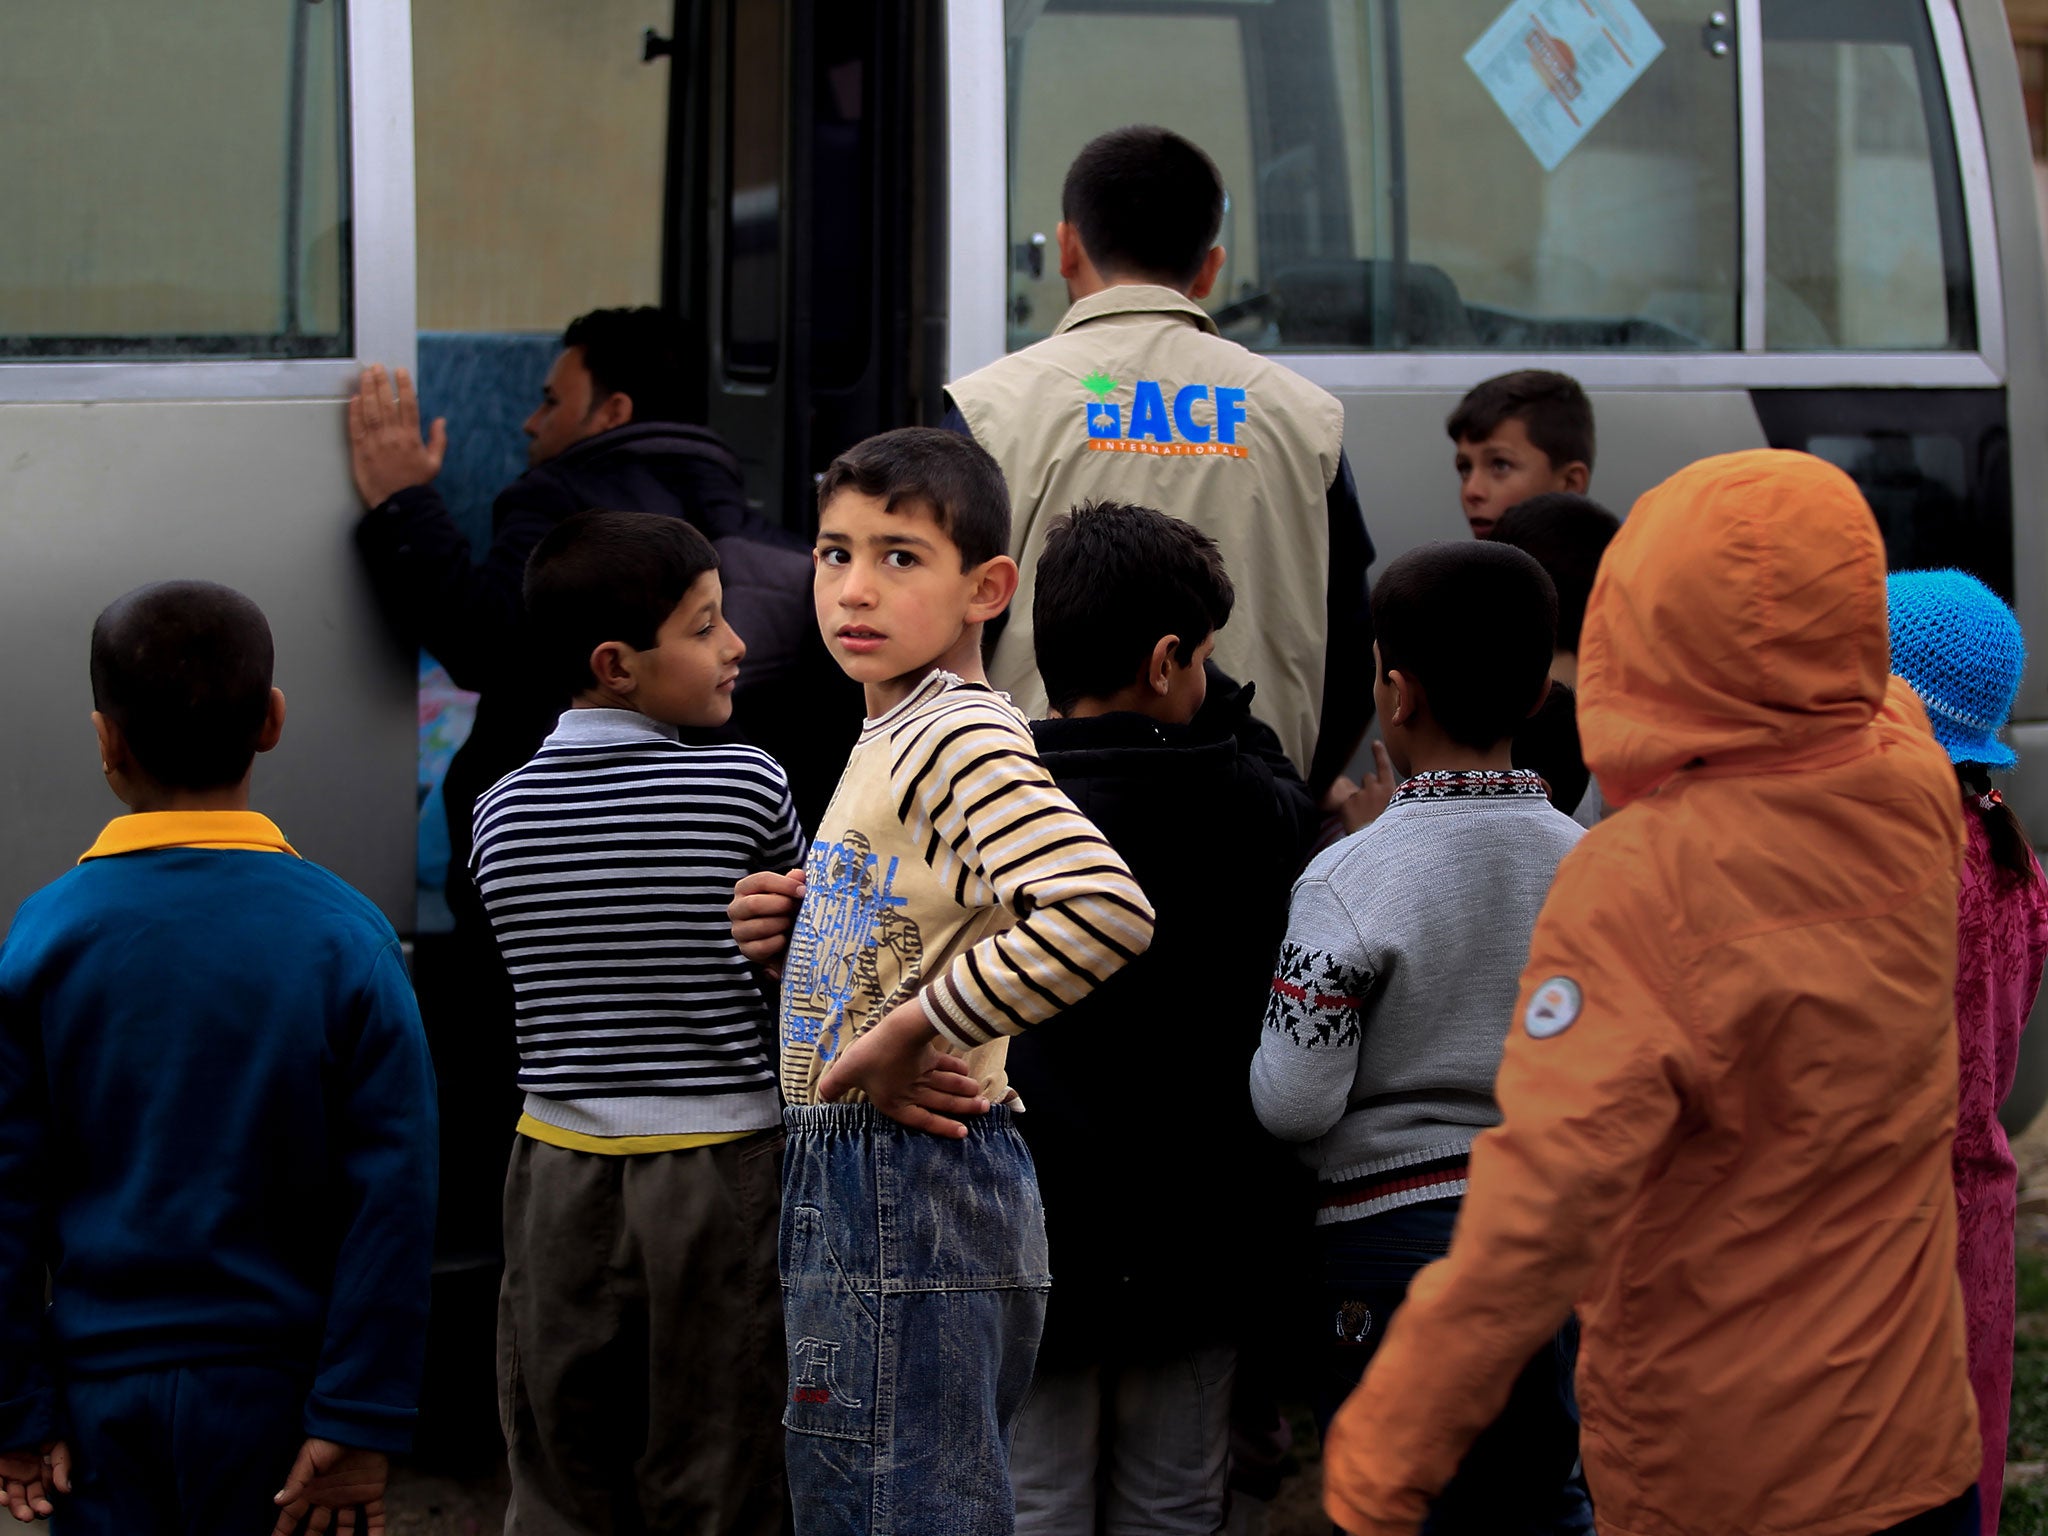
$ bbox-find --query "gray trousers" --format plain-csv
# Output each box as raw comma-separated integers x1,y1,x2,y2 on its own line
1009,1344,1237,1536
499,1131,788,1536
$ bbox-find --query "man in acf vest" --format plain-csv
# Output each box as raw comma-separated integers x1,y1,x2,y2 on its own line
945,126,1374,793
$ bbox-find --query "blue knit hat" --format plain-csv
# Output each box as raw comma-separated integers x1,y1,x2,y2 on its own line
1886,569,2025,768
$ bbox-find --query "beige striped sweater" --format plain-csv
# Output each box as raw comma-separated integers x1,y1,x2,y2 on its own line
778,671,1155,1105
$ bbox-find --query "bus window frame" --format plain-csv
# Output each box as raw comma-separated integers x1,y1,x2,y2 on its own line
0,0,417,404
962,0,2008,393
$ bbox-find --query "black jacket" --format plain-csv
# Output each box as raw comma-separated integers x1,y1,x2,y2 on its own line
356,422,860,879
1011,672,1319,1359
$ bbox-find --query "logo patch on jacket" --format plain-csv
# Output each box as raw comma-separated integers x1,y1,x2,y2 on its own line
1524,977,1582,1039
1080,371,1249,459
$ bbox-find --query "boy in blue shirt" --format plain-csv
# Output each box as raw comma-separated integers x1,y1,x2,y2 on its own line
0,581,438,1534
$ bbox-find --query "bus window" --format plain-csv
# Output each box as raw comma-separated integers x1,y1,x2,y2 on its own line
1763,0,1975,351
0,0,349,360
1004,0,1739,353
725,0,786,379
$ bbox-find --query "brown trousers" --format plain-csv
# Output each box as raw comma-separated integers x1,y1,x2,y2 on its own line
499,1131,788,1536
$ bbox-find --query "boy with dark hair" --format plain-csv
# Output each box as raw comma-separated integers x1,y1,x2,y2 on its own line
1489,494,1620,677
472,510,801,1536
1006,501,1317,1536
1493,493,1622,827
0,581,437,1535
947,125,1376,797
1251,542,1590,1535
727,428,1155,1536
1448,370,1594,539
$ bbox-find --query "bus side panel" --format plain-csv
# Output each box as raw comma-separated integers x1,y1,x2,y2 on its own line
0,401,416,932
1330,387,1772,559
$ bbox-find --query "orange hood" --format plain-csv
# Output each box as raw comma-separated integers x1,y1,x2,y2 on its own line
1578,449,1890,808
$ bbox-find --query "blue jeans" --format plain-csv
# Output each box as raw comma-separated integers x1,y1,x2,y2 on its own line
1316,1200,1592,1536
54,1364,312,1536
781,1104,1050,1536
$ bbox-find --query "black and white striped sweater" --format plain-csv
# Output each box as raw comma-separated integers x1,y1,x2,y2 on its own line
471,707,803,1138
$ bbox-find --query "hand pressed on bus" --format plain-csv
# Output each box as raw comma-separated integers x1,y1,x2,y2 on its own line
728,867,805,976
347,365,447,509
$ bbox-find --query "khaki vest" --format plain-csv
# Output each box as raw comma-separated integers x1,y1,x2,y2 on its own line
947,285,1345,772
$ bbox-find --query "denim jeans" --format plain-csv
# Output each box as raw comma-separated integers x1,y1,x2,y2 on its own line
1010,1344,1235,1536
1316,1199,1592,1536
781,1104,1051,1536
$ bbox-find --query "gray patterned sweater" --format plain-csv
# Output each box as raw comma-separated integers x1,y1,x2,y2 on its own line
1249,769,1583,1223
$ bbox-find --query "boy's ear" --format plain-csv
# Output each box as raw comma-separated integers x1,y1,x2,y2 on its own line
1146,635,1181,694
586,641,639,699
1526,675,1552,719
1186,246,1228,302
255,688,287,755
1386,667,1423,728
965,555,1020,626
1557,460,1591,495
91,710,123,778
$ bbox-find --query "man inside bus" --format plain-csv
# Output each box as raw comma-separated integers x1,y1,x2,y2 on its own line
944,125,1375,799
347,307,855,883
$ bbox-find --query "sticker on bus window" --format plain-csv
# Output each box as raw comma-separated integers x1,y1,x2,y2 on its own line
1465,0,1666,172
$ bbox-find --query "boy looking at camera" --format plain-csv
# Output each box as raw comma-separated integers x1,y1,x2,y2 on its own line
728,428,1154,1536
471,510,802,1535
1449,371,1594,539
1251,541,1589,1535
0,581,437,1536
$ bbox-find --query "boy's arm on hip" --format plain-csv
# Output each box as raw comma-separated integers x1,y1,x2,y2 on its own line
892,708,1155,1049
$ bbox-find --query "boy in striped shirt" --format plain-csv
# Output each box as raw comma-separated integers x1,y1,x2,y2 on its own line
729,429,1155,1535
471,510,801,1536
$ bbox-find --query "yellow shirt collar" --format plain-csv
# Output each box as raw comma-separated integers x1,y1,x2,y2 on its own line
79,811,300,864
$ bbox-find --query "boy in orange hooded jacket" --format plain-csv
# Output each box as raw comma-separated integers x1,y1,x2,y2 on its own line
1322,450,1981,1536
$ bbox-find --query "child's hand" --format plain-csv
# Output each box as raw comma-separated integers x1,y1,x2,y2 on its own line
730,867,806,977
0,1442,68,1523
271,1438,389,1535
1333,741,1399,834
816,1001,990,1138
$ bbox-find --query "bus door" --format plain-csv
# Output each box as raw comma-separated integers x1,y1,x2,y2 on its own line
0,0,418,933
673,0,942,530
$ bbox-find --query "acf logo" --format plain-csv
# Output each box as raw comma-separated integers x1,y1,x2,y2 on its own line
1080,371,1250,459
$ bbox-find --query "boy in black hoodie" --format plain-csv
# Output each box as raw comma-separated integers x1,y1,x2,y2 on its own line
1007,500,1318,1536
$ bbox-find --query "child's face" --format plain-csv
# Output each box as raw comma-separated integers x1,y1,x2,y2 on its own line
814,490,1012,712
618,571,745,728
1454,417,1585,538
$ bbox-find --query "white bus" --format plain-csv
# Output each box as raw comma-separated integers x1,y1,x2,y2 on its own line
1,0,2043,1104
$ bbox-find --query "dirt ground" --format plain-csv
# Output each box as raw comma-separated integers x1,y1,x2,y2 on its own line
386,1107,2048,1535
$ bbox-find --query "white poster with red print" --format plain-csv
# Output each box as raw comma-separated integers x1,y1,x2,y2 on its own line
1466,0,1666,172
